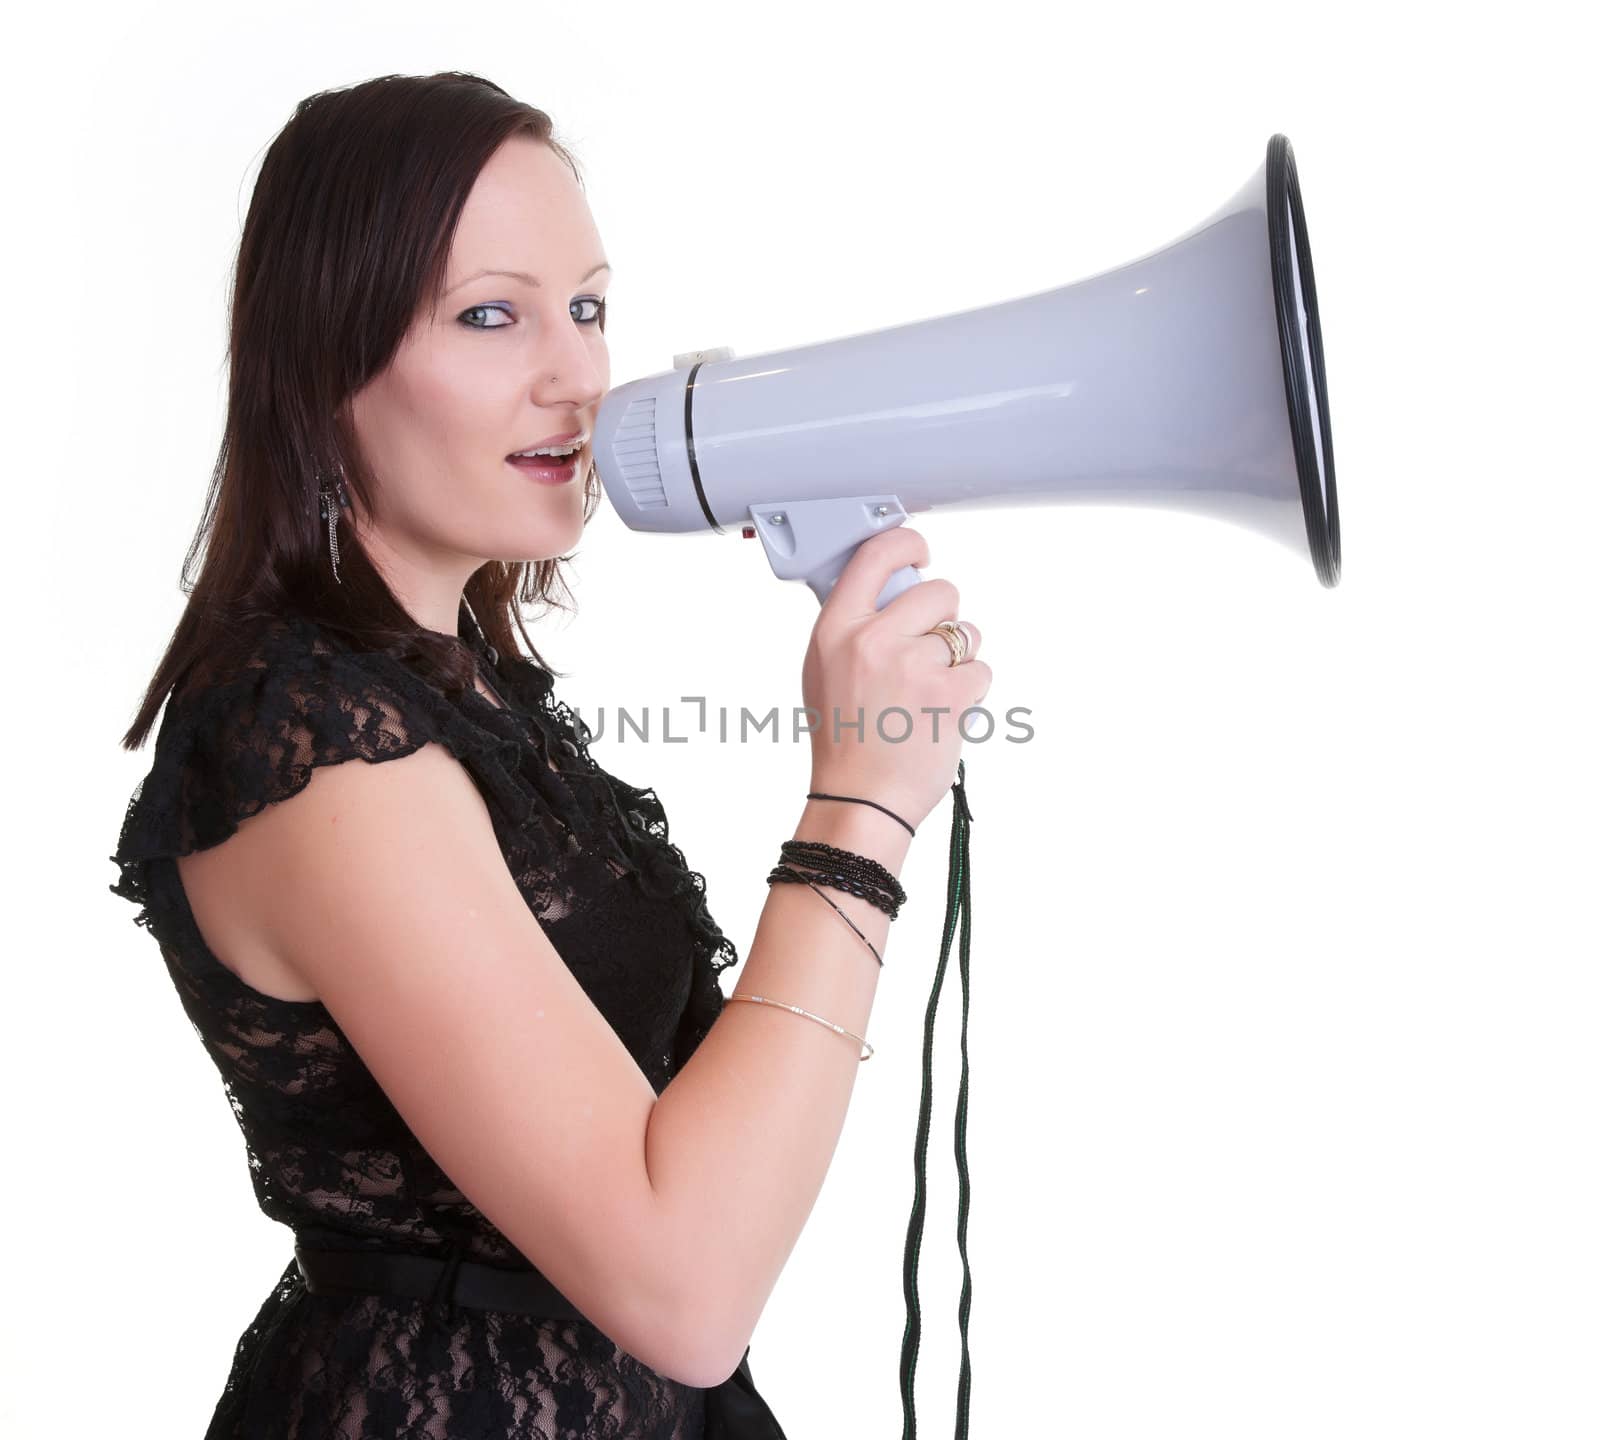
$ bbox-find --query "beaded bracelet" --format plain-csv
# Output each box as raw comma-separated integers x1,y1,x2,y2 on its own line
773,839,906,917
781,838,906,900
767,862,904,921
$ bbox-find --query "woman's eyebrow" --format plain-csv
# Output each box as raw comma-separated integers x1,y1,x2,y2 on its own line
447,261,611,295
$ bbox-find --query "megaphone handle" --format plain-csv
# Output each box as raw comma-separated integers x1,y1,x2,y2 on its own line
750,496,923,611
875,562,925,609
805,558,924,611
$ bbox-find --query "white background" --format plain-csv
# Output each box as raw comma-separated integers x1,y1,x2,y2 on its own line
6,2,1595,1436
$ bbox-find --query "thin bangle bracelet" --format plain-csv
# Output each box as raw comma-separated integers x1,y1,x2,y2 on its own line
795,874,884,965
726,992,874,1061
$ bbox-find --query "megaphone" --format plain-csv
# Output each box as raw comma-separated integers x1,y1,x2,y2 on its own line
594,132,1340,609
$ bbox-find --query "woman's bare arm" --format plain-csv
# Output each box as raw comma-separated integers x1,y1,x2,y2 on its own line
644,795,910,1378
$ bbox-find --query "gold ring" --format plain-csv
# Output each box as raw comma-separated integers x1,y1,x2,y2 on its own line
927,620,969,667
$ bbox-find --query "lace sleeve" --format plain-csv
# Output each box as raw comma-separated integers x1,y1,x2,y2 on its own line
107,621,535,941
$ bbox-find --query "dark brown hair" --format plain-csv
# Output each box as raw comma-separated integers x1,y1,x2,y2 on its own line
118,71,604,750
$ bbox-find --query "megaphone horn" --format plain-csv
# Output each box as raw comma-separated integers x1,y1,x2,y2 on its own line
596,132,1340,606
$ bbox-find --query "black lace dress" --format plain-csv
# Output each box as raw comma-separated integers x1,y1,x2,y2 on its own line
108,611,742,1440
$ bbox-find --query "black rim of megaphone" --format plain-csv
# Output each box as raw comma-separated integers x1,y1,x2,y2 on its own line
1267,134,1341,589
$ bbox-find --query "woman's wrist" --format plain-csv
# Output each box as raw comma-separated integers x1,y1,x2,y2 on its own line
793,793,914,875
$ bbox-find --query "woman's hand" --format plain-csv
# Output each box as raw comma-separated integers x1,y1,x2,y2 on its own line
801,526,991,833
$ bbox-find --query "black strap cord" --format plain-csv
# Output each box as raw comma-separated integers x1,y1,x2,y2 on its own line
899,758,975,1439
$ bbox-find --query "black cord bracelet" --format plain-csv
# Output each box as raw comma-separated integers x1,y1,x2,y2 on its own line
806,790,916,837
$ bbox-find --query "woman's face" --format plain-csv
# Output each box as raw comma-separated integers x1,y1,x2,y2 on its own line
347,135,610,620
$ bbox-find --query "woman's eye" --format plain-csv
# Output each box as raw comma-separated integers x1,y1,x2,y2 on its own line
459,303,513,330
458,297,608,331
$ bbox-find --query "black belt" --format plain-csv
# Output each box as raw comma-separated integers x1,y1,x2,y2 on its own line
294,1240,588,1321
293,1242,787,1439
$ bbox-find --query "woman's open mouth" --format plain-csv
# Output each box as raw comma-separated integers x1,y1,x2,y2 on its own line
507,449,584,485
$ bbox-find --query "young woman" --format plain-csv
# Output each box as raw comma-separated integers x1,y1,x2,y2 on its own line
110,70,989,1440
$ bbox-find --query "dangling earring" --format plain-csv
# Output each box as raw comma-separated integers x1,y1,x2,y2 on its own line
317,463,351,584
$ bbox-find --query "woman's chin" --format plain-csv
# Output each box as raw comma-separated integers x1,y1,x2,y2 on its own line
498,511,586,563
